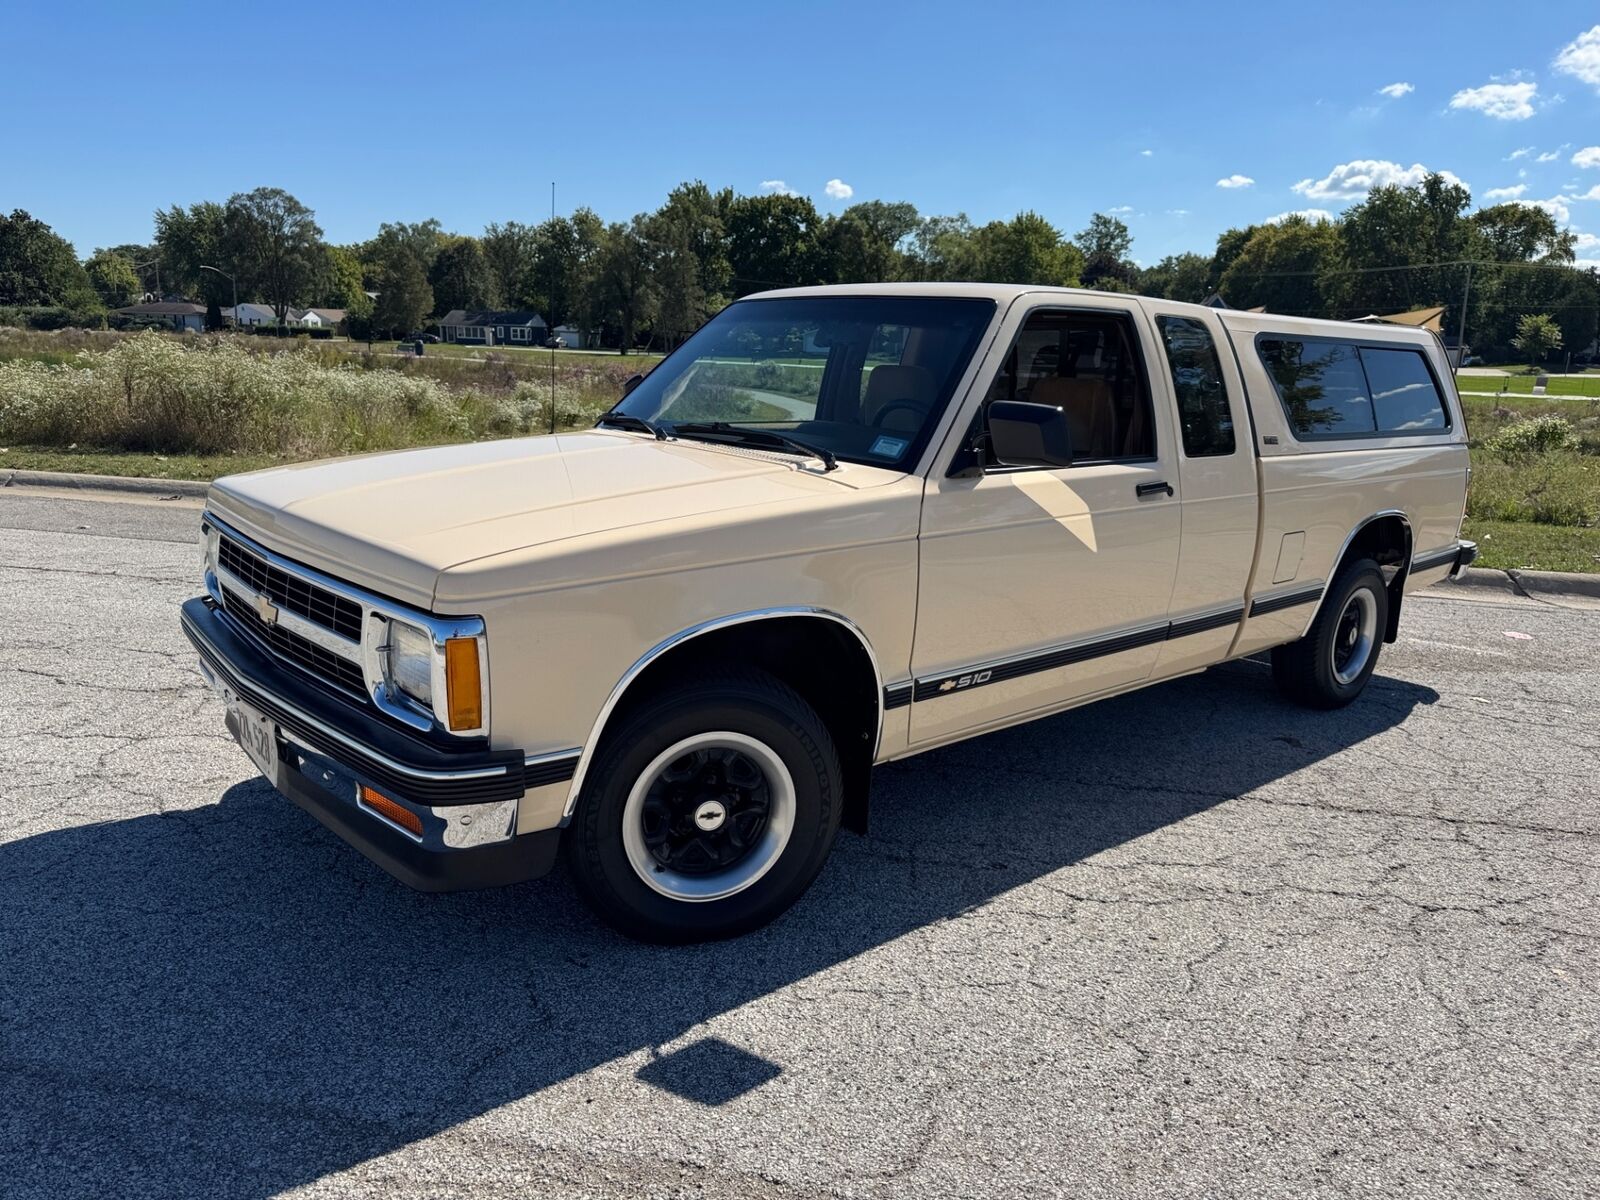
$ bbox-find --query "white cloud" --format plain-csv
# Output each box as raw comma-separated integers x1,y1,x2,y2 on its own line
1553,24,1600,90
1140,148,1153,157
823,178,854,200
1449,80,1538,120
1484,184,1528,200
1577,184,1600,200
1536,146,1566,162
1266,209,1334,224
1574,232,1600,254
759,179,797,196
1574,146,1600,168
1107,205,1134,214
1507,146,1533,160
1519,195,1572,223
1292,160,1468,201
1216,174,1255,189
1378,81,1414,98
1167,208,1189,216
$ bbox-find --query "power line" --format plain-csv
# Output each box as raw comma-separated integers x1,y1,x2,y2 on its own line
1225,257,1597,280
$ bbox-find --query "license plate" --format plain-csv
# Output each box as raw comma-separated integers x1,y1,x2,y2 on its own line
232,697,279,780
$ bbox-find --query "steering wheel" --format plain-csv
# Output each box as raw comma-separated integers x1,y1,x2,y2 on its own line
871,400,926,429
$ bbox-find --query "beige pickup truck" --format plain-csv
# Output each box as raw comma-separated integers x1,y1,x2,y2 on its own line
183,283,1474,941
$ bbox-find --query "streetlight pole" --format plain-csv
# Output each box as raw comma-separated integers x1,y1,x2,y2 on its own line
200,264,236,333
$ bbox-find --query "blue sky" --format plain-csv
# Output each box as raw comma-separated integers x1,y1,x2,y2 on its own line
5,2,1599,266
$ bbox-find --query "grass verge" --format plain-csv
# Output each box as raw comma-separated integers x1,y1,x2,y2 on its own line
1,446,289,481
1462,518,1600,573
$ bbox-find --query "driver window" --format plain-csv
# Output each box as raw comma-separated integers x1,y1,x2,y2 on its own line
980,310,1155,465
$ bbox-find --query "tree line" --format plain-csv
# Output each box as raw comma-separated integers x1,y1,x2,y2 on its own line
2,174,1595,359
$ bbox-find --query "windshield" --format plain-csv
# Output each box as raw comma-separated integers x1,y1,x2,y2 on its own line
608,296,996,470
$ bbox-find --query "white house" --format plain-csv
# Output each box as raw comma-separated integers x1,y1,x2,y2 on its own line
552,324,591,349
224,303,278,327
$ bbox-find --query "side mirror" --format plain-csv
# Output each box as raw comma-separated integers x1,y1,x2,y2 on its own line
620,372,645,398
987,400,1074,468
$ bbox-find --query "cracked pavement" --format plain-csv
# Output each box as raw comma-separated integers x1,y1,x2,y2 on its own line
1,488,1596,1199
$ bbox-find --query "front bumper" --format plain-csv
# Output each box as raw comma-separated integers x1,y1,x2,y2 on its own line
182,596,566,891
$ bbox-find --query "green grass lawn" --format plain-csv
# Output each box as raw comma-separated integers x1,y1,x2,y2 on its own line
1456,373,1600,398
1462,518,1600,572
355,340,664,370
0,446,289,481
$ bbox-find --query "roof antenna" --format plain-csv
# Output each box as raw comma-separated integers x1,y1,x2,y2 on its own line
549,181,558,435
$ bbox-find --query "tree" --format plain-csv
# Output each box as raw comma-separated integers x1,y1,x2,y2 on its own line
529,210,604,329
1074,213,1136,290
84,250,141,308
313,244,370,311
724,193,824,295
0,209,99,310
910,213,983,280
1327,173,1473,322
372,254,433,338
593,216,658,352
224,188,323,327
1471,204,1576,264
428,236,499,313
1137,252,1212,302
1218,216,1343,316
821,200,919,283
1512,313,1563,367
973,211,1082,286
481,221,539,308
154,201,230,305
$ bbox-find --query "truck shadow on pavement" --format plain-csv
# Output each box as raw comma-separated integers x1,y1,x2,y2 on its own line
1,661,1437,1197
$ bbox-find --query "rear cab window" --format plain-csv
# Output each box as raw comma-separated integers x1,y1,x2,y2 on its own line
1257,336,1450,440
1156,316,1235,457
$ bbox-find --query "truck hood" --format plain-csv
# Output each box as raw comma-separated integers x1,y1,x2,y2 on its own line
207,431,895,609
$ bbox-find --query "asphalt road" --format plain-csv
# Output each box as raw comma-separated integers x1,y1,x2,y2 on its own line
1,488,1596,1199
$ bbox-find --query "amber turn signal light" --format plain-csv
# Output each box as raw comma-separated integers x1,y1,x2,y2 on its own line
444,636,483,731
359,785,423,837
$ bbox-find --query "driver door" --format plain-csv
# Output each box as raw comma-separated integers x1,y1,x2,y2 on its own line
909,298,1183,744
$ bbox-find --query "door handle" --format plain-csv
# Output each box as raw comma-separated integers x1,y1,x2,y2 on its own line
1136,481,1174,498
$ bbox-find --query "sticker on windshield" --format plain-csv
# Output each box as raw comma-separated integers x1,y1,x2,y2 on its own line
869,435,908,459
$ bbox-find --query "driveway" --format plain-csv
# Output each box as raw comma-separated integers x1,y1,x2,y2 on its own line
1,489,1595,1199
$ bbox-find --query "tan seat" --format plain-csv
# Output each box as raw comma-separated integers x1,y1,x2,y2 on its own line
863,364,936,433
1029,375,1117,459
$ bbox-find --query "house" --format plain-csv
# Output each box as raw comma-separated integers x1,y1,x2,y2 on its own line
224,303,279,327
111,301,206,332
439,309,547,346
551,324,590,349
298,308,346,329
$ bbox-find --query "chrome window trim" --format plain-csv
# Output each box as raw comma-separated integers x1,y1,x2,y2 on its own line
562,607,885,822
203,512,491,738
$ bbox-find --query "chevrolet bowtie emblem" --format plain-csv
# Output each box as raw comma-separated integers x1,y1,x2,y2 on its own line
938,679,957,692
253,592,280,626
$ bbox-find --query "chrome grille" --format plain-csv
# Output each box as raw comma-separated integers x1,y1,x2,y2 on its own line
221,584,368,697
218,535,363,641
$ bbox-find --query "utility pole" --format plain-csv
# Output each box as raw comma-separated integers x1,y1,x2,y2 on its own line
1453,262,1472,374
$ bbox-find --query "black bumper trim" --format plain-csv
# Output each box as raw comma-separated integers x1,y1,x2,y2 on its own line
183,597,528,807
277,758,560,892
1412,540,1477,575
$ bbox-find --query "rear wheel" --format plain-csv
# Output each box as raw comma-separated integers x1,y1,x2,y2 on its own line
1271,558,1388,709
565,668,842,943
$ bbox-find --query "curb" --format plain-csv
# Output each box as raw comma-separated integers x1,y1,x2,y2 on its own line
0,468,208,499
1437,566,1600,602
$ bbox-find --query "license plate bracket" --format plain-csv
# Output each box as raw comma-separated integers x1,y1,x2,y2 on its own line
231,696,280,781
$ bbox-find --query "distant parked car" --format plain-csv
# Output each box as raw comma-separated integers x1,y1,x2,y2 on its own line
543,336,567,349
405,332,440,344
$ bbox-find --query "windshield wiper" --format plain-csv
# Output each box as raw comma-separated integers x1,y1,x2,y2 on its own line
596,412,667,440
670,422,838,471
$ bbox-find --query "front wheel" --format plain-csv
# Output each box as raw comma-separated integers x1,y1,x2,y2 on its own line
564,668,842,943
1271,558,1389,709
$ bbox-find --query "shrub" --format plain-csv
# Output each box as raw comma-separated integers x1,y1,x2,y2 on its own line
1484,415,1581,460
1468,451,1598,527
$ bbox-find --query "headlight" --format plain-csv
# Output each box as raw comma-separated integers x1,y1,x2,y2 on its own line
384,620,435,707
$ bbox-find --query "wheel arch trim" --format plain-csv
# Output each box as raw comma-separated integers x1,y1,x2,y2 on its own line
561,607,885,822
1300,508,1413,638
